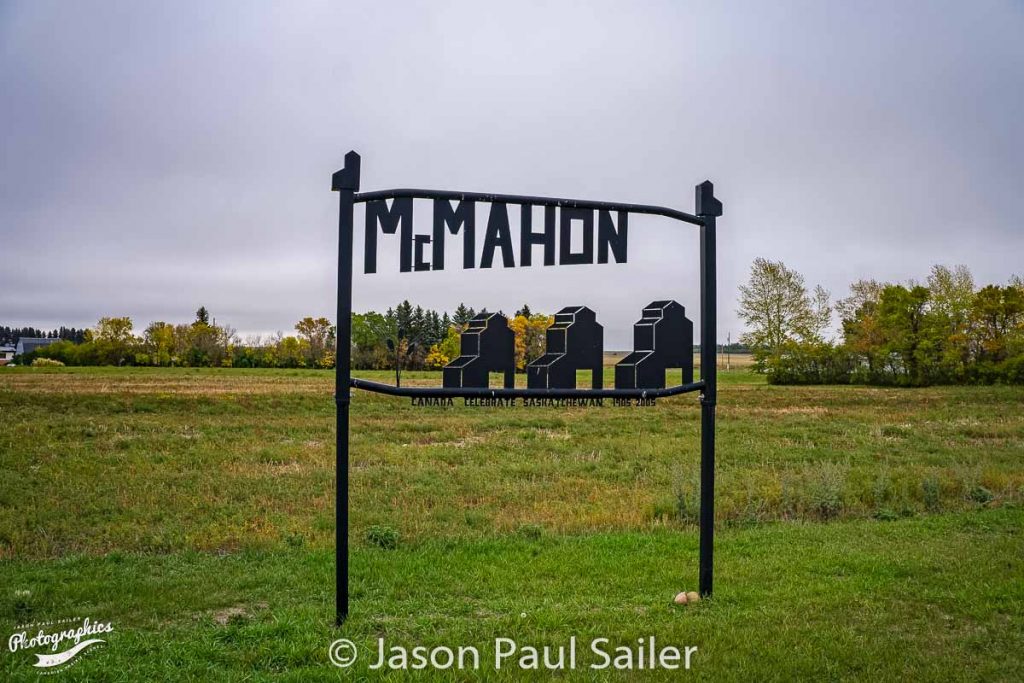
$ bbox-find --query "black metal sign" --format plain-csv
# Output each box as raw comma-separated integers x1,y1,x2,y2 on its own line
527,306,604,390
332,151,722,624
443,312,515,389
362,193,628,273
616,301,694,389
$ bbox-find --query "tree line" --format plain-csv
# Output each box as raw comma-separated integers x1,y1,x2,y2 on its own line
11,303,554,371
0,326,87,345
738,259,1024,385
351,302,551,371
11,307,336,369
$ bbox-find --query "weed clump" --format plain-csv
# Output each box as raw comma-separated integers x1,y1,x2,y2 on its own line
809,463,847,520
366,525,399,550
969,486,994,505
10,589,33,621
922,477,941,512
673,470,700,525
874,508,899,521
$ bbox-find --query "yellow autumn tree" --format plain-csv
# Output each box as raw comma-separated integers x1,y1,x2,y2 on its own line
509,314,552,370
425,326,461,369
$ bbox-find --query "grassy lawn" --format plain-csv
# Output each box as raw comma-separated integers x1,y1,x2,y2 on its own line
1,366,1022,679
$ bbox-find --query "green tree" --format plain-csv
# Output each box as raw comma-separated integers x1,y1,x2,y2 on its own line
96,316,135,344
425,326,461,369
350,312,393,369
926,264,975,378
738,259,824,367
837,279,889,378
276,335,308,368
810,285,832,341
187,320,225,366
143,321,175,366
94,316,137,365
876,285,933,384
970,285,1024,365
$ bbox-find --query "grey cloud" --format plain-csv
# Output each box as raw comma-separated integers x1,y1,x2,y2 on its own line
2,0,1022,348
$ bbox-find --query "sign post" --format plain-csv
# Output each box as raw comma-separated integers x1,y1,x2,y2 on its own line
697,181,722,597
331,151,721,624
331,151,360,626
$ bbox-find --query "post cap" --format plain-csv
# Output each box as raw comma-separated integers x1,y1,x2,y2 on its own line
695,180,722,217
332,151,361,191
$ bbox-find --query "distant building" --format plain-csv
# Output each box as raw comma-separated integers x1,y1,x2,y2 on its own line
15,337,60,357
0,345,14,365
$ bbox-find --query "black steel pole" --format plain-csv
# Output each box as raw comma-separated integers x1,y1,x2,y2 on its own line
332,151,360,624
696,181,722,598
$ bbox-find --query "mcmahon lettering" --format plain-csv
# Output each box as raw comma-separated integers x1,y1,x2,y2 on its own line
364,200,626,273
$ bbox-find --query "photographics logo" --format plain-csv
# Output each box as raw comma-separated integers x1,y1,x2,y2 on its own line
7,615,113,674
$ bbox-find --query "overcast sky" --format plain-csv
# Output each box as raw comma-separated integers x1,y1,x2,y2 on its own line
2,1,1022,348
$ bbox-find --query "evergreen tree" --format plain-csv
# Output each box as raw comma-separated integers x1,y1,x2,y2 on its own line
453,303,474,327
384,307,397,336
395,301,414,338
428,310,443,344
412,305,426,340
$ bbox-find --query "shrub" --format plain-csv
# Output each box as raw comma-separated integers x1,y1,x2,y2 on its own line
365,525,399,550
30,358,64,367
808,463,847,520
969,486,994,505
999,354,1024,384
674,482,700,525
874,508,899,521
764,342,856,385
871,468,891,507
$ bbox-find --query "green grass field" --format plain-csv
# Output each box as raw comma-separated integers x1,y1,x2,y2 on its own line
1,367,1022,680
